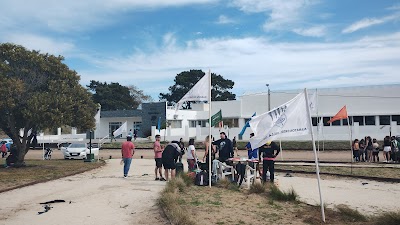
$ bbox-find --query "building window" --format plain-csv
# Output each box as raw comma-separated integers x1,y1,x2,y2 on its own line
332,120,341,126
392,115,400,125
189,120,208,128
323,117,331,126
365,116,375,126
170,120,182,128
312,117,320,126
379,115,390,125
342,116,353,126
353,116,364,126
109,122,122,137
222,118,239,128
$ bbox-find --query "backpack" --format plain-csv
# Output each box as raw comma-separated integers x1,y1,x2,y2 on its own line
195,171,209,186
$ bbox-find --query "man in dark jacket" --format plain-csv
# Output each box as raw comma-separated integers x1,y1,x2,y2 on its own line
162,141,181,181
259,141,280,183
212,132,233,162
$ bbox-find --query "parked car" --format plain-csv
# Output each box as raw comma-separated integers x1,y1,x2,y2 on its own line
61,143,99,160
0,138,13,151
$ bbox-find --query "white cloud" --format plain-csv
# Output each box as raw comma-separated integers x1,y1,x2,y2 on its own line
79,32,400,98
230,0,318,32
216,15,236,24
342,13,400,34
293,26,326,37
0,33,75,56
0,0,216,33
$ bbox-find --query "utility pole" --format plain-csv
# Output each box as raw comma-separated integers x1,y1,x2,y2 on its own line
268,85,271,111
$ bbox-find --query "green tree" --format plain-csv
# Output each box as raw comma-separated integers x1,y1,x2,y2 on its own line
87,81,152,111
0,43,97,166
159,70,235,107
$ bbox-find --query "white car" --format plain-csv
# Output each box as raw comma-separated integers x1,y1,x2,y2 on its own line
62,143,99,160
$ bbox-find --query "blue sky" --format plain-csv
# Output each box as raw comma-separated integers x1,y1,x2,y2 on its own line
1,0,400,100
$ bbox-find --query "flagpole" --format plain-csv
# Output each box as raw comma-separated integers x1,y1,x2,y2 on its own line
279,139,283,161
305,88,326,222
208,70,212,188
346,114,353,175
316,89,320,152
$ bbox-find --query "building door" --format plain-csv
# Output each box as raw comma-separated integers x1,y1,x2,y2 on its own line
109,122,122,138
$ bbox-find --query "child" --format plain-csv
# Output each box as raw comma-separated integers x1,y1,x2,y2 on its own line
154,135,165,181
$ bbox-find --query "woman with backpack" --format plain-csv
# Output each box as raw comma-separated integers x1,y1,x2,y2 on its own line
372,138,380,162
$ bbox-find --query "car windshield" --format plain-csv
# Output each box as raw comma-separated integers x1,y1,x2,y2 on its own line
68,143,86,148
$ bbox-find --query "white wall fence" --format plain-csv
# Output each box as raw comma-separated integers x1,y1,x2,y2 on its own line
151,121,399,142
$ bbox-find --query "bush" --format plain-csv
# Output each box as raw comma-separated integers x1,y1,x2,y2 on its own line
178,172,194,187
373,211,400,225
249,182,266,194
336,204,367,222
269,185,298,202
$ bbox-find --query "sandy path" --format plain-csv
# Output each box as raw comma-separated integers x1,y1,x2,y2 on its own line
0,159,169,225
277,173,400,214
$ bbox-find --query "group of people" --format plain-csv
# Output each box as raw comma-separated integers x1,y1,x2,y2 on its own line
150,132,280,184
352,136,400,163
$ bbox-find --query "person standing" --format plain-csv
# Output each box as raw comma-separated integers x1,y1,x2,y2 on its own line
162,141,181,181
154,135,165,181
383,136,391,163
259,141,280,183
391,136,399,162
202,135,215,172
212,132,233,162
133,129,138,141
359,138,366,162
372,138,380,162
121,136,135,178
233,136,238,156
187,138,197,171
366,136,373,162
246,133,258,160
128,129,133,138
1,143,7,158
353,139,360,162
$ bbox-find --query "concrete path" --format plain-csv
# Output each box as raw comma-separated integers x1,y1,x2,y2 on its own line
277,173,400,213
276,162,400,168
0,159,169,225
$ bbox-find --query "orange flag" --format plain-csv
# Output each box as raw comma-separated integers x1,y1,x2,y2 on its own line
328,106,348,123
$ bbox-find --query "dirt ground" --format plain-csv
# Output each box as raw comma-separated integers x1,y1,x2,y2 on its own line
0,159,168,225
24,148,354,162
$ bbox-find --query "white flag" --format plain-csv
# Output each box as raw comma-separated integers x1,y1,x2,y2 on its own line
113,121,127,137
94,109,101,129
249,92,311,149
309,91,317,113
175,73,210,111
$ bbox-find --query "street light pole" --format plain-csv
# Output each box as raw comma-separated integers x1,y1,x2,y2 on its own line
268,85,271,111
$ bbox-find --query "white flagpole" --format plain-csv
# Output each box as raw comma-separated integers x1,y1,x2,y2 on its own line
208,70,212,188
316,89,320,152
347,114,354,175
305,88,326,222
279,139,283,160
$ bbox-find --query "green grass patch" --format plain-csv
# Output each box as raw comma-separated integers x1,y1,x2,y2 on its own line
269,185,298,202
248,182,266,194
336,204,367,222
0,159,105,192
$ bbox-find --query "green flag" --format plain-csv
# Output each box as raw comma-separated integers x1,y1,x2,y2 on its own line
211,110,222,127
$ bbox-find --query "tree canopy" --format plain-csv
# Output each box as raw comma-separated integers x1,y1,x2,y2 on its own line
87,81,152,111
0,43,97,165
159,70,236,107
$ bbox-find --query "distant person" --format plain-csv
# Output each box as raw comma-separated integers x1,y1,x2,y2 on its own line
353,139,360,162
233,136,238,156
128,129,133,138
134,129,138,141
366,136,373,162
153,135,165,181
372,138,380,162
1,143,7,158
121,136,135,178
259,141,280,183
179,138,185,151
391,136,399,162
111,130,116,142
186,138,197,171
202,135,215,172
359,138,366,162
5,144,18,168
246,133,258,160
162,141,181,181
383,136,391,163
212,132,233,162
